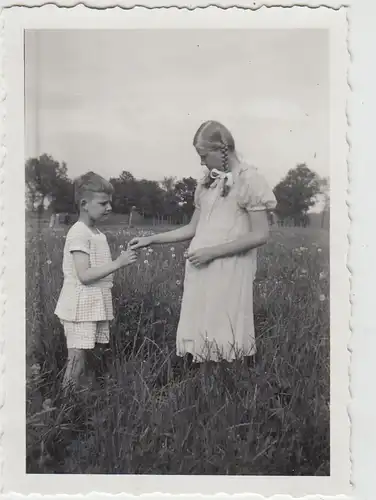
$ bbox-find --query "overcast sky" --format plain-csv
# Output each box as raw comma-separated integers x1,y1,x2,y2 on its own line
25,29,329,190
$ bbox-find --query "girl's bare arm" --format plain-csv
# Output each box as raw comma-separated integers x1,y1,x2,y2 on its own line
150,209,200,244
130,209,200,249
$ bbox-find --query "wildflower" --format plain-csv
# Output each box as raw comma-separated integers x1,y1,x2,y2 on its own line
319,271,327,280
31,364,41,376
176,280,181,286
46,260,52,265
317,248,322,253
171,254,176,258
147,248,153,253
42,398,52,411
143,260,149,265
119,245,124,250
299,246,308,252
183,251,188,258
301,269,308,275
319,294,326,302
170,247,175,252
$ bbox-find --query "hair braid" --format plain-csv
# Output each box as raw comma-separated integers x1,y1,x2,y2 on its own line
220,143,230,197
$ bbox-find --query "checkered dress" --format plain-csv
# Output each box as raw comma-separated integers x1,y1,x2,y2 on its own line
55,221,114,322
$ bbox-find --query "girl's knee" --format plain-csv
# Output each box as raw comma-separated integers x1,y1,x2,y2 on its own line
67,348,84,357
67,348,85,366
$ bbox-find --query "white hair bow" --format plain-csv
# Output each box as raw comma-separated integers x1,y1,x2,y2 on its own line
209,168,234,188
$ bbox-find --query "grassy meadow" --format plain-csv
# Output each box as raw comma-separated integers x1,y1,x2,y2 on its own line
26,221,330,475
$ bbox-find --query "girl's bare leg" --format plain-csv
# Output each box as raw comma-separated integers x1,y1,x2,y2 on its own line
63,348,85,391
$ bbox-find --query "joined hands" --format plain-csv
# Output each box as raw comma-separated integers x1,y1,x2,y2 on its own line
128,236,153,250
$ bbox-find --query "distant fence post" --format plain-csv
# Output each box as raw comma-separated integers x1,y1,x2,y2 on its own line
128,206,136,228
49,213,56,228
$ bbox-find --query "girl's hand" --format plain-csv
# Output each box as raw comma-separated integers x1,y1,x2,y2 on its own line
128,236,153,250
187,247,217,268
116,248,138,267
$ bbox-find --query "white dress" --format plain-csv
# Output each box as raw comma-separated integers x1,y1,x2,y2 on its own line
55,221,114,322
176,163,276,362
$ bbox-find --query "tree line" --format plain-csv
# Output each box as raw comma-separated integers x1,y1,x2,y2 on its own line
25,154,329,226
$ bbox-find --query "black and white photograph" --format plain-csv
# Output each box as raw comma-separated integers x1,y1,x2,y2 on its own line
3,5,349,496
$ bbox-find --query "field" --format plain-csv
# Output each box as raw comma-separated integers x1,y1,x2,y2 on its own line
26,222,330,475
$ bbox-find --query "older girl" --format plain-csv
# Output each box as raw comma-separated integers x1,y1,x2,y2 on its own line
130,121,276,362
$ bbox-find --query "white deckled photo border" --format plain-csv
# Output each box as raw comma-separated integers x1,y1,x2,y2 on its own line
1,4,351,498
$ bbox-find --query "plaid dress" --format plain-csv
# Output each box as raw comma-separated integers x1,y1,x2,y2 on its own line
55,221,114,322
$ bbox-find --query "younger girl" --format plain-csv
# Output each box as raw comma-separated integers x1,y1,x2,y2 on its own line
55,172,138,390
130,121,276,363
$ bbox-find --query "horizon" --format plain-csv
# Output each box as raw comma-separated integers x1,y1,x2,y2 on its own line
27,150,323,189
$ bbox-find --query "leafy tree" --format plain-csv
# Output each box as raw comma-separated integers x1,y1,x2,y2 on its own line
25,154,74,212
25,155,200,225
119,170,135,183
51,177,75,213
160,176,176,193
160,176,178,219
136,179,165,218
273,164,321,225
173,177,197,220
110,170,137,213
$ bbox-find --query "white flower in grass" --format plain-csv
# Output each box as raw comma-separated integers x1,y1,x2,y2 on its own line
301,269,308,275
171,254,176,258
42,398,52,410
119,245,124,250
144,260,149,265
317,248,322,253
147,248,154,253
319,271,327,280
176,280,182,286
319,294,326,302
31,364,41,376
47,260,52,265
170,247,175,252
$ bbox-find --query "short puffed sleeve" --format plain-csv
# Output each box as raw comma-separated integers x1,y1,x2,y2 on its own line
237,166,277,212
193,178,205,209
66,223,91,254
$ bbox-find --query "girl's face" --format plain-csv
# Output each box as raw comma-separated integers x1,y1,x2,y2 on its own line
195,146,223,171
82,192,112,222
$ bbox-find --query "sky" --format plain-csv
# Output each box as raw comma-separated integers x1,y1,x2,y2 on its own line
25,29,329,193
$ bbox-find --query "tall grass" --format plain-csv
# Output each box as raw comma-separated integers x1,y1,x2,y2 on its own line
26,225,330,475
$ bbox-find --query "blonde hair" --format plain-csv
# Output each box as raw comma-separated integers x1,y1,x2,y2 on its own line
74,171,114,210
193,121,235,196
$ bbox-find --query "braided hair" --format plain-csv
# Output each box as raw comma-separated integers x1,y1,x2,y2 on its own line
193,121,235,197
220,142,231,197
